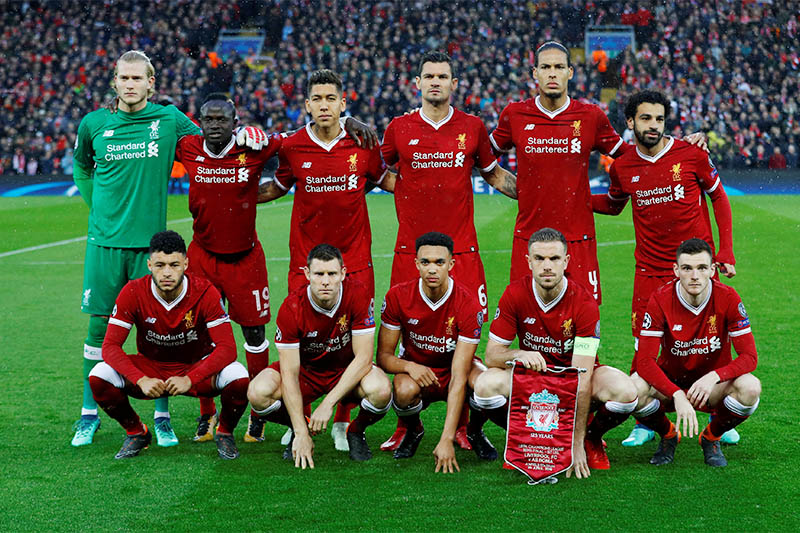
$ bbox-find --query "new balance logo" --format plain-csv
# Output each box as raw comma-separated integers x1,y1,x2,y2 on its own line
408,139,419,145
145,317,157,324
524,124,536,131
631,175,640,183
302,162,312,168
195,155,205,162
307,331,318,338
102,130,114,137
672,324,682,331
408,318,419,325
523,317,536,325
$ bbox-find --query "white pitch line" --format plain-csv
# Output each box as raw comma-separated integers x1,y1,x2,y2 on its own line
0,201,293,259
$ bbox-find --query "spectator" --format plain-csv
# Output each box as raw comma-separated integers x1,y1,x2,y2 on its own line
785,144,799,169
768,146,787,169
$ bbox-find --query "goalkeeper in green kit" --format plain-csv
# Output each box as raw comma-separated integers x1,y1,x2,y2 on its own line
71,50,268,446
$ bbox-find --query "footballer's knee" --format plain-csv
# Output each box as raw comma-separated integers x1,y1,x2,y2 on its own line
392,374,421,408
241,325,266,347
629,373,653,408
363,369,392,409
732,374,761,405
247,368,280,409
474,368,509,399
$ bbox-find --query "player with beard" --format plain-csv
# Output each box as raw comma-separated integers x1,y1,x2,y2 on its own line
592,90,738,446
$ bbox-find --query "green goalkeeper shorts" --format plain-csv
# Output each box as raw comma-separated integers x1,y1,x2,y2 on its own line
81,243,150,315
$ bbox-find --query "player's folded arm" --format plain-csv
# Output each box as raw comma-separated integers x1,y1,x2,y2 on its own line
376,324,405,374
101,319,147,384
636,333,681,398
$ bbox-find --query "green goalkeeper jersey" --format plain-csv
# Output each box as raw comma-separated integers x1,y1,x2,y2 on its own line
73,102,200,248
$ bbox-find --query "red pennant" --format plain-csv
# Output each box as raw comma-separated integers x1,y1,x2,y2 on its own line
504,364,582,484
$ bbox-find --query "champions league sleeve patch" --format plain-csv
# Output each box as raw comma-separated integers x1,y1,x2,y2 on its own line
642,312,652,329
275,326,282,342
494,307,501,320
738,302,748,319
477,311,484,328
594,320,601,337
380,297,387,315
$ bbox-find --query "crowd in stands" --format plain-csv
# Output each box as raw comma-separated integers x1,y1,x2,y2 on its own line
1,0,798,176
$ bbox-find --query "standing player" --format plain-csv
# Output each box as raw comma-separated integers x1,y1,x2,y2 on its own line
380,50,517,451
88,231,250,460
257,69,391,450
377,232,496,472
473,228,639,478
489,41,628,302
247,245,393,467
592,90,739,446
175,93,281,444
71,50,265,447
630,239,759,467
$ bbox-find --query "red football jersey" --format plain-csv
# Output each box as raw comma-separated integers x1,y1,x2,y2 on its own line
274,279,376,372
608,138,724,275
103,274,235,385
638,279,757,397
490,96,625,242
489,276,601,367
176,134,281,254
381,278,483,370
275,124,385,274
381,107,498,253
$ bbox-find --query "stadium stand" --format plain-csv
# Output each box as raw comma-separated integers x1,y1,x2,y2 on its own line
1,0,797,175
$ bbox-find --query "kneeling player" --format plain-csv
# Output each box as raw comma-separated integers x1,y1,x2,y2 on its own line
630,238,760,467
377,232,494,473
89,231,249,460
473,228,638,478
247,244,392,467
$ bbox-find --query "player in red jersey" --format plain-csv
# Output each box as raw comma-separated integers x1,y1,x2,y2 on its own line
175,93,281,445
247,244,392,467
379,50,517,451
257,70,392,450
591,90,739,446
490,41,630,302
629,239,760,467
377,232,497,472
473,228,638,478
89,231,250,460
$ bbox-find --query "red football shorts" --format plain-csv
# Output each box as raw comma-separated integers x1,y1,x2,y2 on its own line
269,360,361,405
187,240,271,326
125,357,220,398
391,250,488,318
510,236,601,304
631,272,676,337
288,265,375,299
414,357,484,405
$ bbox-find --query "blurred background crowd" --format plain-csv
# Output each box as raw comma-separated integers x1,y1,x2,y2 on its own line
2,0,798,176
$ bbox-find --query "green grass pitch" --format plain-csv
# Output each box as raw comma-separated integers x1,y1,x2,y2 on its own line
0,194,798,531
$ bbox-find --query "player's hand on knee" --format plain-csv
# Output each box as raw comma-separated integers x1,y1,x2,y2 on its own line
308,402,333,435
408,363,439,388
433,439,459,474
673,392,698,438
137,376,166,398
293,434,315,469
165,375,192,396
235,126,269,150
687,372,719,409
567,444,591,479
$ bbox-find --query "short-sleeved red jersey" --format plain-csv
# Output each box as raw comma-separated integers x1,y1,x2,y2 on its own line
103,274,235,385
176,134,281,254
638,279,757,397
489,276,601,367
381,278,483,370
274,279,376,372
607,138,725,275
490,96,625,242
275,124,385,274
381,107,498,254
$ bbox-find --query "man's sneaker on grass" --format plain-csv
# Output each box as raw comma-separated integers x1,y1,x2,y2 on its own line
331,422,350,452
280,427,293,446
466,428,498,461
380,426,407,452
700,435,727,467
154,417,179,447
584,438,610,469
621,423,655,447
193,413,217,442
454,426,472,450
244,414,265,443
346,430,372,461
650,433,680,466
115,426,152,459
215,433,239,460
393,425,425,460
282,431,294,460
720,427,740,445
71,415,101,447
